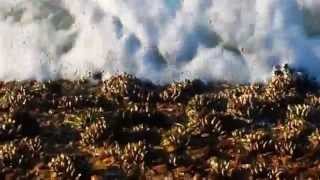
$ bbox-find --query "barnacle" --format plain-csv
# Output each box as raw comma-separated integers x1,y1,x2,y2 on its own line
306,95,320,107
221,85,262,99
80,118,110,146
267,167,288,179
0,142,25,169
308,129,320,149
268,66,298,92
0,81,52,111
0,90,21,110
227,93,263,119
0,84,32,110
279,117,311,141
186,112,224,138
207,157,233,177
160,79,205,102
287,104,313,121
186,93,227,120
20,137,43,160
274,141,297,156
239,129,273,153
101,143,121,166
249,161,269,178
161,124,189,153
48,154,81,179
263,88,300,109
264,68,303,106
0,137,43,171
116,102,164,128
102,73,156,102
64,107,105,128
0,113,21,140
55,95,103,110
231,128,249,138
125,101,156,116
120,141,147,176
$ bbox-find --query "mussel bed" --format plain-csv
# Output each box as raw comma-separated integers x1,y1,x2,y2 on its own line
1,70,320,179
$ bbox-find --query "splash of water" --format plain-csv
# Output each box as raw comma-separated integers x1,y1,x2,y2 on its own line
0,0,319,83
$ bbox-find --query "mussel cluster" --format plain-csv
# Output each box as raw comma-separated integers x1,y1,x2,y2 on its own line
2,68,320,179
102,73,157,103
0,137,43,174
48,153,89,179
80,117,110,146
160,79,205,102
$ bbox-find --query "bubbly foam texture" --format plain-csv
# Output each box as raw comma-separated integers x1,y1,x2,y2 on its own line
0,0,319,83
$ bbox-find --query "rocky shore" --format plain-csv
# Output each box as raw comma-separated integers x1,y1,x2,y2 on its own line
1,68,320,179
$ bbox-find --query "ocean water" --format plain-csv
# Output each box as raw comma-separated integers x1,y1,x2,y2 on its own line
0,0,319,83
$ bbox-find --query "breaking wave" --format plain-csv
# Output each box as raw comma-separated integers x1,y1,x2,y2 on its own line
0,0,320,83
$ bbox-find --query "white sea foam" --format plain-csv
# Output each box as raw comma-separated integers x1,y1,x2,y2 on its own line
0,0,319,83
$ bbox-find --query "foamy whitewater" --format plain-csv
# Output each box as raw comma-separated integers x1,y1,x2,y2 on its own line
0,0,320,83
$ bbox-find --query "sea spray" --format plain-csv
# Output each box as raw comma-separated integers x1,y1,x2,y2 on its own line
0,0,319,83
